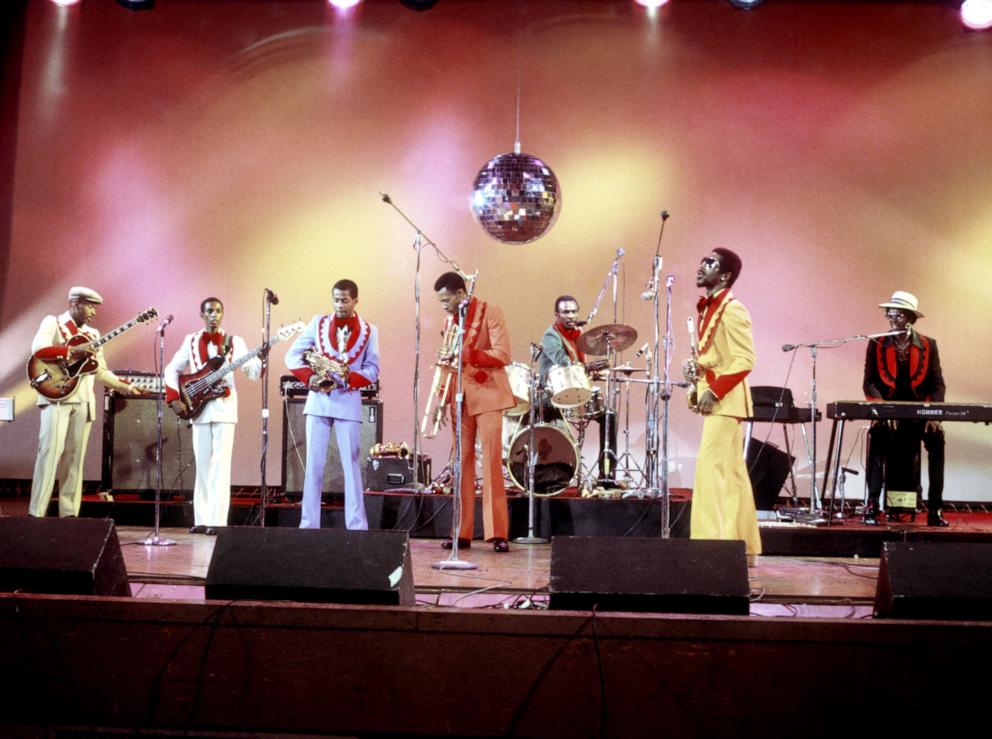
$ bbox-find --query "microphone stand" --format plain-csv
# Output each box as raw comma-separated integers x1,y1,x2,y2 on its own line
256,290,275,525
141,321,176,547
379,193,470,493
433,300,477,570
514,343,549,545
781,328,907,525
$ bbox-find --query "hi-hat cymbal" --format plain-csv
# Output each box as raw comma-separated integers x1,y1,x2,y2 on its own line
608,364,647,375
577,324,638,355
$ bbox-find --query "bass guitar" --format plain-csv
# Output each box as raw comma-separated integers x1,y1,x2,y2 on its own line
173,322,304,420
26,308,159,400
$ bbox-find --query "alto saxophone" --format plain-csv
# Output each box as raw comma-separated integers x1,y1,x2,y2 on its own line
421,316,461,438
683,316,701,412
304,349,349,392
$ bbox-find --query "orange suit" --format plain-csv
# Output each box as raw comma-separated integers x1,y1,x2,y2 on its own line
448,297,515,541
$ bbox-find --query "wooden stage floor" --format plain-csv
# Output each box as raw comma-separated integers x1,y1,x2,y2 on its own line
117,524,882,617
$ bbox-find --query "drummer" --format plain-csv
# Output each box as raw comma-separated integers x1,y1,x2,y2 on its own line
540,295,617,484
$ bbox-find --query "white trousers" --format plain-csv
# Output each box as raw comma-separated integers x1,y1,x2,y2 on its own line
300,415,367,530
191,422,236,527
30,403,91,517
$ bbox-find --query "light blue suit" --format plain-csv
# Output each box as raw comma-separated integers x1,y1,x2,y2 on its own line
285,313,380,529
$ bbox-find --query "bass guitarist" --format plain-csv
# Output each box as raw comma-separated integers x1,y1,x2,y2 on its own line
29,286,143,518
165,297,261,534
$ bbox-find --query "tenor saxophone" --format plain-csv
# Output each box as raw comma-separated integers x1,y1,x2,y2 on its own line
420,316,460,438
683,315,701,412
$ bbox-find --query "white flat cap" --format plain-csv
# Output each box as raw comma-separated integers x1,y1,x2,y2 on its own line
68,286,104,304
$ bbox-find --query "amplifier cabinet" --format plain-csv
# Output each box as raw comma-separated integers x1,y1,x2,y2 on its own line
101,392,195,494
281,398,383,496
366,455,431,491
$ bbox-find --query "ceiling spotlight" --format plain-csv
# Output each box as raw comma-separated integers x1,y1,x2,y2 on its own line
328,0,362,9
729,0,763,9
962,0,992,30
634,0,670,8
400,0,438,10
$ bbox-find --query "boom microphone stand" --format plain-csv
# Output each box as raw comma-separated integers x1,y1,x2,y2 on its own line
433,299,477,570
141,315,176,547
514,343,549,545
256,288,277,525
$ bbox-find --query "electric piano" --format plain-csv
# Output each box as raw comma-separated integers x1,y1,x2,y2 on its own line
827,401,992,423
822,401,992,518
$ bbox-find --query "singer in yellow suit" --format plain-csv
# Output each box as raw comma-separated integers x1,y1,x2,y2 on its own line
690,248,762,557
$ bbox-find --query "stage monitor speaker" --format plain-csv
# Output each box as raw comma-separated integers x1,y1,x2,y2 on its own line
0,518,130,597
549,537,749,615
281,398,383,496
101,394,195,494
746,438,793,510
875,542,992,620
205,527,414,605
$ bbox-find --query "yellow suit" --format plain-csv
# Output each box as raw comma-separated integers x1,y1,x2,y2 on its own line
690,289,762,556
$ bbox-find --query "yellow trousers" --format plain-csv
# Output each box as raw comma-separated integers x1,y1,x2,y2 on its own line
690,414,762,555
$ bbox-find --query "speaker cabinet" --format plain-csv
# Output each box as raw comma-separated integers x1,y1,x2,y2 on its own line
549,536,749,614
0,518,130,596
205,527,414,605
281,398,383,496
746,438,794,510
101,393,195,494
875,542,992,620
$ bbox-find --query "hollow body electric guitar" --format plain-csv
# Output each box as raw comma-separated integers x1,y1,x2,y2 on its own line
173,322,304,420
26,308,159,400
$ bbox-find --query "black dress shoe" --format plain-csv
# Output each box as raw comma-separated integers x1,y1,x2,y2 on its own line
492,538,509,553
205,527,218,536
927,515,949,528
441,538,471,550
189,525,206,534
863,502,880,526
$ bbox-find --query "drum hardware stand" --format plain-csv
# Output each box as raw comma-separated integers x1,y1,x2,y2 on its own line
433,298,477,570
613,372,646,491
380,192,474,494
514,344,549,545
782,328,903,525
141,316,177,548
834,466,858,520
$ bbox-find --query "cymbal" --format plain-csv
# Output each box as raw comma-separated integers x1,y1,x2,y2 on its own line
577,324,638,355
608,364,647,375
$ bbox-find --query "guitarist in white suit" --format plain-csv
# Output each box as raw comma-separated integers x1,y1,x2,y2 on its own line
29,286,142,517
165,298,261,534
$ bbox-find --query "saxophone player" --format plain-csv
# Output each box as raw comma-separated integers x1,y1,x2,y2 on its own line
433,272,515,553
285,279,380,530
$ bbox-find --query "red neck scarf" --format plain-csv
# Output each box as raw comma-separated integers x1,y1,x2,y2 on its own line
555,323,586,363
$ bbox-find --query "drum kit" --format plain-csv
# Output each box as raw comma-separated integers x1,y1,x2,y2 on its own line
500,323,648,497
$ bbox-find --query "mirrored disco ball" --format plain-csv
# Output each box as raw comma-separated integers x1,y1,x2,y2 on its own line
471,152,561,245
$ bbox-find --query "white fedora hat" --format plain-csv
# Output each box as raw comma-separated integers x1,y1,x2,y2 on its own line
879,290,923,319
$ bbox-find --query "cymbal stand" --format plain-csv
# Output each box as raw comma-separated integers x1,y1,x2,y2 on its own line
433,299,477,570
515,344,549,545
141,319,176,547
614,375,645,490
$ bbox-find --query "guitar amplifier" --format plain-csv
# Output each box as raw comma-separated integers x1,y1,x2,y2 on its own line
280,374,380,399
112,370,164,399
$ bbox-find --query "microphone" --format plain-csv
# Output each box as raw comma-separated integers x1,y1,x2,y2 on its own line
575,320,588,327
782,344,796,352
660,210,670,221
635,342,650,358
529,342,544,357
640,289,655,301
380,192,392,204
158,314,174,333
265,288,280,305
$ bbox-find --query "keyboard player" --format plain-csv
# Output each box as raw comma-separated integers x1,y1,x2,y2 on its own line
862,291,947,527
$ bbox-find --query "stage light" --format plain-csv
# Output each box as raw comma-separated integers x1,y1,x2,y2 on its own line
50,0,81,6
962,0,992,30
328,0,362,9
634,0,670,8
729,0,763,9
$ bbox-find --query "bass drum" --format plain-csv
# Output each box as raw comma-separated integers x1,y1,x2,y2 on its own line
504,422,578,496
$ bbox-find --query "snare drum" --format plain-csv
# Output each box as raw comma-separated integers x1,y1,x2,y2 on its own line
504,421,578,495
547,364,593,408
504,362,531,416
563,387,605,421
